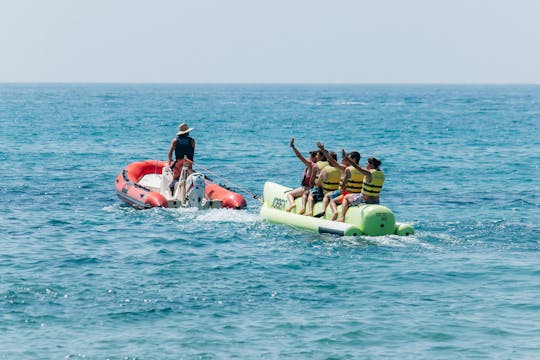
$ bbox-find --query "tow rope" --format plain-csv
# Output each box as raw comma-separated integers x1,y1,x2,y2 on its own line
192,163,264,204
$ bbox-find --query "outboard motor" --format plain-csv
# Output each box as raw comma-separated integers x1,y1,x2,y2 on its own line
184,173,207,209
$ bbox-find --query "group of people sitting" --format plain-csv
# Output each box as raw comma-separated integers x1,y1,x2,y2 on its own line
287,137,384,222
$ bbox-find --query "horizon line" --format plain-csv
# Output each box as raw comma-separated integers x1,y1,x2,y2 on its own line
1,81,539,86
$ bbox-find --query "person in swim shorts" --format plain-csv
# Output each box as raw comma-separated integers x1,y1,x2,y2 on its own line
286,137,322,212
315,143,363,220
338,157,384,222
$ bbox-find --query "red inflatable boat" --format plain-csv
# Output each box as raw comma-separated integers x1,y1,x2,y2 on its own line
115,160,247,209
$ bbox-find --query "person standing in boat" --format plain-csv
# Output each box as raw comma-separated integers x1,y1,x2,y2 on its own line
168,122,195,166
286,137,322,212
167,122,195,196
338,156,384,222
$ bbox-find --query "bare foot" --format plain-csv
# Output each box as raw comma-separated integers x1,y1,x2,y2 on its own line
336,216,345,222
331,212,339,221
286,204,296,212
298,208,305,215
305,211,313,217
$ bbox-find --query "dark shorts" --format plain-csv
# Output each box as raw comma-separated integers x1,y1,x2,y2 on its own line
310,187,324,202
328,190,341,200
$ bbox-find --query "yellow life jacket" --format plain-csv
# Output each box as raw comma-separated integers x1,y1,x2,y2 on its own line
316,161,328,170
322,166,341,193
314,161,329,184
344,166,364,193
361,169,384,197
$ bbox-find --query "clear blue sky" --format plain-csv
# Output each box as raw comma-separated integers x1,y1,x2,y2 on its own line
1,0,539,83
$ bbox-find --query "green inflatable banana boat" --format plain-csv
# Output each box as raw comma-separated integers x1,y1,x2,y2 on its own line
260,182,414,237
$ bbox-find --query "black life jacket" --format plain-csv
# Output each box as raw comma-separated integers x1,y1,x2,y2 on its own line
174,135,194,161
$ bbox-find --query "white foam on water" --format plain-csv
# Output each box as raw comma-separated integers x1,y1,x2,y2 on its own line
339,233,433,249
195,208,260,223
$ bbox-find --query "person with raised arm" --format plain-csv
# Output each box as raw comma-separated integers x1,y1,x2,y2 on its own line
304,148,341,217
286,137,322,213
315,143,364,220
338,155,384,222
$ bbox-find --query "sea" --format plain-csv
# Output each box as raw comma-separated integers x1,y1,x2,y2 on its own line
1,83,539,359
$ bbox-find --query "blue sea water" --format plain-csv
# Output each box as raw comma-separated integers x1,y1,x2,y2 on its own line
1,83,539,359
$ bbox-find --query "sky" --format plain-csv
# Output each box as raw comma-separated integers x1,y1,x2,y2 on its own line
1,0,539,83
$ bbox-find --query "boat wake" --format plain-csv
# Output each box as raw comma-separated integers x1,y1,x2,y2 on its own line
335,233,427,248
103,202,260,225
195,208,260,223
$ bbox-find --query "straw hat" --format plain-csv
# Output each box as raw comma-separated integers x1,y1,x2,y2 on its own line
176,123,194,135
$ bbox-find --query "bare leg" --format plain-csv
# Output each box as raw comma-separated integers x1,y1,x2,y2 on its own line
337,196,350,222
286,196,297,212
298,190,309,214
286,187,304,212
330,199,339,221
305,193,314,216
